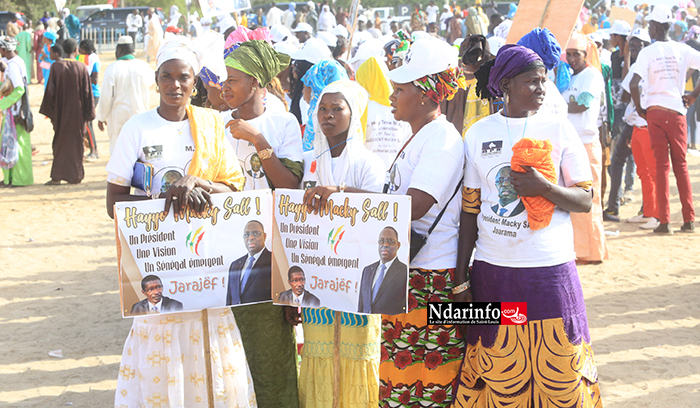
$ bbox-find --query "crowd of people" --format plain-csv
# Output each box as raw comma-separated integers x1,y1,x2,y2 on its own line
1,0,699,407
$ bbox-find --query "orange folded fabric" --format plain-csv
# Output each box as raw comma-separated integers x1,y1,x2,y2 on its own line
511,138,558,230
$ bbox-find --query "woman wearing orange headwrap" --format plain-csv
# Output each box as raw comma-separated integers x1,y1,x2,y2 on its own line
562,32,608,263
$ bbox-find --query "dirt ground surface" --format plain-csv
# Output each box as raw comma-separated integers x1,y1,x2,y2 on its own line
1,52,699,407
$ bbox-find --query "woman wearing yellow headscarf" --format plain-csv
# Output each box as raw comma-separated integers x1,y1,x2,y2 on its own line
355,56,412,169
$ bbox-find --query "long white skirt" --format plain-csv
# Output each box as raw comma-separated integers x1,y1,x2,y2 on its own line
115,308,257,408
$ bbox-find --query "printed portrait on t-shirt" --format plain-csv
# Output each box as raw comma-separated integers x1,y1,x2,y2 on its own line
245,153,265,179
488,164,525,218
387,163,401,192
160,169,184,193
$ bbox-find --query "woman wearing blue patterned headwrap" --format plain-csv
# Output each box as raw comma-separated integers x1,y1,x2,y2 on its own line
300,59,348,151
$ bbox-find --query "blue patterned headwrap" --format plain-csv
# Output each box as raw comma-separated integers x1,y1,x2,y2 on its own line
300,59,348,152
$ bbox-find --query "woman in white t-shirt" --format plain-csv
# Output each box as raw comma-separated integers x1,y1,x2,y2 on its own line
220,39,304,407
453,44,602,408
221,40,304,191
562,32,608,263
295,79,386,407
105,37,255,408
377,37,467,407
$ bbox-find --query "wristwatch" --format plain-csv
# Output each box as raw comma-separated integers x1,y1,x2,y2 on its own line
257,148,274,160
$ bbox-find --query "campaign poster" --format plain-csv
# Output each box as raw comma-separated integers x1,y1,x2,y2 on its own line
198,0,251,18
505,0,586,50
114,190,273,318
271,189,411,315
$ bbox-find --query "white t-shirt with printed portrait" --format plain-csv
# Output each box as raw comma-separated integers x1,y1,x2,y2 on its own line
386,115,464,270
106,109,195,195
561,66,605,144
463,110,592,268
222,109,303,191
633,40,700,115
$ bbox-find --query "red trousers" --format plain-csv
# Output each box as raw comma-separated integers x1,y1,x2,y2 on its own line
630,126,658,219
646,108,695,224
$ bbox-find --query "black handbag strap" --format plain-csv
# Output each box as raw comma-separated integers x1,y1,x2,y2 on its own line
426,181,461,236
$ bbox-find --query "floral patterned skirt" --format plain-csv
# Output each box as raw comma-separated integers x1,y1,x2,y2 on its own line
379,268,464,407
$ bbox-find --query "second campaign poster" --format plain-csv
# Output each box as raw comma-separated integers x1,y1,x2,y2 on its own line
272,189,411,315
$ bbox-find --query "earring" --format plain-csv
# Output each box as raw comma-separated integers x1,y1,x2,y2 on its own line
421,101,424,105
220,91,225,99
156,85,160,93
191,88,198,97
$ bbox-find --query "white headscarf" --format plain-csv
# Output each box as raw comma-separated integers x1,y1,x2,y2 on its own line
156,34,222,74
311,80,371,188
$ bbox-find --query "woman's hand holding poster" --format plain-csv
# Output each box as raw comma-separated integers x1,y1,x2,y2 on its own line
114,190,274,318
272,189,411,315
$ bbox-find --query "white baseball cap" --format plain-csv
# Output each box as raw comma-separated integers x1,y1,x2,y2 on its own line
608,20,631,36
348,39,384,65
271,25,292,43
645,4,673,24
274,40,299,56
331,24,349,38
587,31,608,45
387,37,459,84
628,27,651,43
316,30,338,47
290,37,332,64
292,22,313,34
117,35,134,45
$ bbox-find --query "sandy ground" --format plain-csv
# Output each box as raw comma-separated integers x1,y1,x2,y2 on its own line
1,52,699,407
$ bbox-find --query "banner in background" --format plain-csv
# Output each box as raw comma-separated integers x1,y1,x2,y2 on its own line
271,189,411,315
506,0,586,49
198,0,252,18
114,190,273,318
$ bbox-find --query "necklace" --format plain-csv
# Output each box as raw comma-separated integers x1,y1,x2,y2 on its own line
309,137,354,174
503,106,528,147
157,108,189,135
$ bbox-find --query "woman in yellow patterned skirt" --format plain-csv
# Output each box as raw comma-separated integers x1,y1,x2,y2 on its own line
453,44,603,407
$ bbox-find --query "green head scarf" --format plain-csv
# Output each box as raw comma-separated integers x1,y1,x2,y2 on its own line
224,40,291,88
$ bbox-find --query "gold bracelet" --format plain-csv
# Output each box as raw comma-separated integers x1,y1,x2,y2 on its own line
451,281,471,295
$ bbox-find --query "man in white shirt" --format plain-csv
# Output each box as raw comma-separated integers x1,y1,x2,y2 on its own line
267,2,284,27
426,0,439,24
96,36,155,154
630,4,697,234
125,9,143,44
277,266,321,307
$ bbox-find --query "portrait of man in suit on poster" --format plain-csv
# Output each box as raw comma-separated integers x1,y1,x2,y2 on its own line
130,275,184,314
357,226,408,315
226,220,272,305
278,266,321,307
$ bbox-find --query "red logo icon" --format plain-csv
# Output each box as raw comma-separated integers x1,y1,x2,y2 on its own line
501,302,527,325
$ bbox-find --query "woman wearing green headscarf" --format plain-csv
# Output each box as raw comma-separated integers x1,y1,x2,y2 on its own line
221,39,302,408
222,40,303,191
